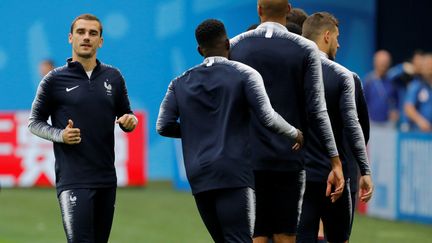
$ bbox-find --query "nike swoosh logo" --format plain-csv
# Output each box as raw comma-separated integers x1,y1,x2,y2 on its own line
66,85,79,92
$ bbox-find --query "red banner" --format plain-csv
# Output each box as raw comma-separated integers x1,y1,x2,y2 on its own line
0,111,147,187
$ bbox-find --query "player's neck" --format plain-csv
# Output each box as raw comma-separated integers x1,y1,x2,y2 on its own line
73,55,97,71
316,42,330,57
260,16,286,26
204,50,228,59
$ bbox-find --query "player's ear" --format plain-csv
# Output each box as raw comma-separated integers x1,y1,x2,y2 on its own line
257,4,263,18
286,3,292,16
324,30,330,43
197,46,204,57
225,39,230,51
68,33,73,44
98,36,104,48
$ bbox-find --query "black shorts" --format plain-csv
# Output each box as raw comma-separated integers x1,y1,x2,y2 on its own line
297,179,354,243
58,187,116,243
253,170,305,237
194,187,255,243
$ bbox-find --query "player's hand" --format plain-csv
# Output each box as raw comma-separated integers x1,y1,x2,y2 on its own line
292,129,304,151
359,175,374,203
116,114,138,131
326,157,344,203
62,119,81,144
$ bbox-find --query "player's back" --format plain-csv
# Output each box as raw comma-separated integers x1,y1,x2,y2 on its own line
172,57,256,193
230,22,326,171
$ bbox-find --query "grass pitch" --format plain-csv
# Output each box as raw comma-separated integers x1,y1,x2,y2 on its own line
0,181,430,243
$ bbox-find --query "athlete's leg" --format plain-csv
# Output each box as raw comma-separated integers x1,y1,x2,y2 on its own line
272,170,305,243
297,181,326,243
194,190,225,243
58,189,96,243
253,170,273,242
215,187,255,243
93,187,116,243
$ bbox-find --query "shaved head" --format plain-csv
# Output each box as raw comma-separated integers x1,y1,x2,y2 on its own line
258,0,290,19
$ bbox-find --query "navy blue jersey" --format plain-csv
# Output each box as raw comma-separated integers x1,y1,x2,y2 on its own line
156,56,298,195
28,59,133,193
230,22,337,171
305,52,370,183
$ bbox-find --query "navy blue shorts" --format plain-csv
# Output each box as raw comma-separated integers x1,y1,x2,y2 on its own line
58,187,116,243
253,170,305,237
194,187,255,243
297,179,355,243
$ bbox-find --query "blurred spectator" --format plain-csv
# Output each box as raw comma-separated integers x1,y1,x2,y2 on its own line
364,50,399,126
404,53,432,132
286,7,308,34
38,59,55,77
388,50,425,130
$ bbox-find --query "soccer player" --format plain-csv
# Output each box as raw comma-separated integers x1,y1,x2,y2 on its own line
230,1,344,242
28,14,138,243
298,12,374,243
156,19,303,243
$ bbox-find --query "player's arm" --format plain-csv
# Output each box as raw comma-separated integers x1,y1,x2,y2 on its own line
341,74,374,202
340,74,371,176
156,80,181,138
28,74,81,145
359,174,374,203
28,74,63,143
305,48,344,201
353,73,370,144
115,72,138,132
243,67,303,150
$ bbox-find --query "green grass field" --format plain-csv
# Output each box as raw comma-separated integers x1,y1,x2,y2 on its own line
0,181,431,243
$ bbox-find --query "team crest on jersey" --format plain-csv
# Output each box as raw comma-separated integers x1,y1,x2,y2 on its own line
105,79,112,96
69,194,77,206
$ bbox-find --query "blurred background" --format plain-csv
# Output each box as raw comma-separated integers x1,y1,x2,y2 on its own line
0,0,431,242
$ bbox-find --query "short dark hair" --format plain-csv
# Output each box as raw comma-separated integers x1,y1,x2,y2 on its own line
195,19,227,48
286,23,302,35
302,12,338,41
70,14,103,36
286,8,308,27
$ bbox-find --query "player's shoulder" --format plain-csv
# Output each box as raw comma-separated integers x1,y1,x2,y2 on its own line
49,64,67,76
230,24,317,53
99,62,122,75
280,31,318,51
171,63,204,84
41,64,67,85
230,29,261,48
323,58,353,80
226,59,262,80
